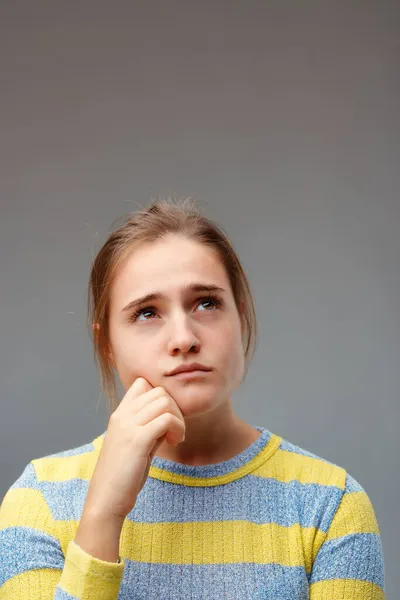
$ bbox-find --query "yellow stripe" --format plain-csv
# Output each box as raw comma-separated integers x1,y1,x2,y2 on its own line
92,434,104,452
119,519,324,571
30,433,346,489
0,487,57,531
32,451,99,482
0,568,61,600
309,578,385,599
31,433,282,487
30,432,103,482
326,490,380,540
258,447,346,487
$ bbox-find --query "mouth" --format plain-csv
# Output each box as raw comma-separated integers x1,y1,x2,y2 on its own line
166,363,212,377
169,370,212,380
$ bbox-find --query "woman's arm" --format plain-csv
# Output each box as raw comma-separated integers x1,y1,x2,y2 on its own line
0,462,124,599
309,472,385,599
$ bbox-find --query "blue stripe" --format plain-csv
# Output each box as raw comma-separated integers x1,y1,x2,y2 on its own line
54,590,79,600
10,463,39,491
38,479,90,520
0,526,63,586
118,561,309,600
345,473,364,493
310,532,384,588
24,474,343,532
134,476,342,531
280,439,335,463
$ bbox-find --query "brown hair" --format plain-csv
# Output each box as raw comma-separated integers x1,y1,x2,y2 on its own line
87,196,258,413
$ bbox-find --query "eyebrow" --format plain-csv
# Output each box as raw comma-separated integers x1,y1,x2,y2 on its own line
121,283,226,313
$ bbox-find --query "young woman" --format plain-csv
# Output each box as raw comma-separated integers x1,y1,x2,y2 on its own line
0,197,385,599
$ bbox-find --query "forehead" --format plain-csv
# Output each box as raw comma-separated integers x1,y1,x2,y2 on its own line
110,236,229,305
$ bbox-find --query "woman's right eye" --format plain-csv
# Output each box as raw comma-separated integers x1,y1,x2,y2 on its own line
129,306,156,323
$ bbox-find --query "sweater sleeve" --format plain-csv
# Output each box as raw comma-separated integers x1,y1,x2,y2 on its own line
0,462,124,599
309,472,385,599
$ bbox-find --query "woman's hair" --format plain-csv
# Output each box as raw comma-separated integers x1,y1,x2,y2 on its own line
87,196,258,413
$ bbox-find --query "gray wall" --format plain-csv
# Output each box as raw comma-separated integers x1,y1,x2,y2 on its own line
1,1,398,595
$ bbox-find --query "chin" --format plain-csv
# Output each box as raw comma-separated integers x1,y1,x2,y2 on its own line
168,381,211,394
173,388,219,412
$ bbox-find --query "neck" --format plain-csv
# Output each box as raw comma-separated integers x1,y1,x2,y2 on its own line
153,401,260,466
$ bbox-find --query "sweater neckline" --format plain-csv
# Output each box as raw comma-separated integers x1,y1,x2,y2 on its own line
147,425,282,486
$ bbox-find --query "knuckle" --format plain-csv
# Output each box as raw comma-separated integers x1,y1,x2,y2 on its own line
158,395,171,410
162,412,175,426
153,386,166,395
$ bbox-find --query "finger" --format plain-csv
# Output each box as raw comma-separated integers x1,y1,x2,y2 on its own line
121,379,184,422
135,395,184,428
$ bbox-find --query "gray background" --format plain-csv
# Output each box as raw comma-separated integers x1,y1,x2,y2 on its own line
0,1,398,596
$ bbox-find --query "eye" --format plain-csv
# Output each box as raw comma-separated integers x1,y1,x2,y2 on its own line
128,294,222,323
197,294,222,312
129,306,157,323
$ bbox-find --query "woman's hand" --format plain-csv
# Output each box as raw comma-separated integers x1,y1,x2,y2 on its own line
83,377,186,522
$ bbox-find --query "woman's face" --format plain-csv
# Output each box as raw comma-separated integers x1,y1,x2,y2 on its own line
107,235,245,417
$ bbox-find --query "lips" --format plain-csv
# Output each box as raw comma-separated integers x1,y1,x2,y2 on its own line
169,369,211,380
166,363,211,376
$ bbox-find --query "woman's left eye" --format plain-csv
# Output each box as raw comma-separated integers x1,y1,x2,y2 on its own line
197,295,221,311
129,295,222,323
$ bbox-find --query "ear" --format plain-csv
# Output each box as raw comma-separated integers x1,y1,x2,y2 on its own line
93,323,115,366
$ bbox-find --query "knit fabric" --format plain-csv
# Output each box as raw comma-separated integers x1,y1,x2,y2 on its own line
0,425,385,599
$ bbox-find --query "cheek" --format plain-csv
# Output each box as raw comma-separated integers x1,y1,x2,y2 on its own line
111,337,152,385
214,324,244,371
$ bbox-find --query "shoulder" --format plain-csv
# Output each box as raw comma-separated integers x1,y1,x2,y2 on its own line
30,431,105,484
1,431,105,522
264,430,376,517
279,434,371,491
0,432,108,586
268,433,349,490
268,432,379,533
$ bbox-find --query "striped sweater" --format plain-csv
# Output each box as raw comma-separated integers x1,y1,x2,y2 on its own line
0,425,385,599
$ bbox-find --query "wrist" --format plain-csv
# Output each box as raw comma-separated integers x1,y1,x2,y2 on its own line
75,509,124,563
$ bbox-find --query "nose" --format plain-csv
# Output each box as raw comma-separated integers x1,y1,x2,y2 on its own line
167,312,200,354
